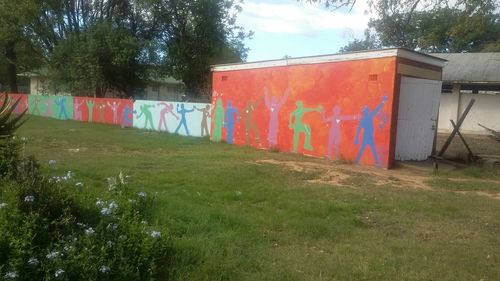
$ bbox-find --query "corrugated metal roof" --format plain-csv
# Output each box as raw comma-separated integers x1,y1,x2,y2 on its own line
431,53,500,83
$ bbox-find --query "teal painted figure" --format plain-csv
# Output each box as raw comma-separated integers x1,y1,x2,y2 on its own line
55,97,69,120
289,101,322,153
354,96,388,166
86,99,95,122
211,99,225,142
137,104,155,130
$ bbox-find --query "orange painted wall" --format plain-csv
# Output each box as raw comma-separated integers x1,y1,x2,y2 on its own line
211,57,397,168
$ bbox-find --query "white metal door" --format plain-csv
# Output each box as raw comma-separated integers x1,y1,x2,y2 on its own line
395,77,442,161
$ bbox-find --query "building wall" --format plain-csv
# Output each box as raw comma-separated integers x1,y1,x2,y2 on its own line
438,92,500,134
212,57,397,168
29,77,183,101
144,84,184,101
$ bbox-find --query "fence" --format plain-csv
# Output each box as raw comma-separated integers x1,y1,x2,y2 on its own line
3,94,211,138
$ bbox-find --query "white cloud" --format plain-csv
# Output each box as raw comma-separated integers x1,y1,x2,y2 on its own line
237,0,374,36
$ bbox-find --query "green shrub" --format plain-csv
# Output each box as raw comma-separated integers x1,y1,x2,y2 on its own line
0,171,172,281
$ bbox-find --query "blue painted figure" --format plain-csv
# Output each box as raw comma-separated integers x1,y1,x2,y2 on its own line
121,105,133,128
354,96,388,166
174,104,194,135
55,97,68,120
224,100,239,144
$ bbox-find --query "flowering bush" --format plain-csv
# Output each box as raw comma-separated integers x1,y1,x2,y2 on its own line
0,168,172,281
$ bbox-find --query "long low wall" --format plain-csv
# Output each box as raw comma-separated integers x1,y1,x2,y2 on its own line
2,94,211,137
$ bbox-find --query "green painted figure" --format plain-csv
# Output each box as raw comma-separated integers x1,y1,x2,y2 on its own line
86,99,95,122
289,101,322,153
137,104,155,130
211,99,225,142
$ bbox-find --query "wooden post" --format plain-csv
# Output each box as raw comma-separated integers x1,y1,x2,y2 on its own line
437,99,475,157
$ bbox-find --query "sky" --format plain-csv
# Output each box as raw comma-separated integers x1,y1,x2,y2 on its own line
236,0,376,62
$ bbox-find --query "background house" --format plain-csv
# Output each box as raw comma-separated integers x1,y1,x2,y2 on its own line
17,71,185,101
432,53,500,135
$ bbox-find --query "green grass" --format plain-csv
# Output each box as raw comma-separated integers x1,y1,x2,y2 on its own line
17,116,500,281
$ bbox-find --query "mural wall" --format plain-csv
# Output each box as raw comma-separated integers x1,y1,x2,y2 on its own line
28,95,73,120
73,97,134,127
211,58,397,168
3,94,210,138
133,101,211,137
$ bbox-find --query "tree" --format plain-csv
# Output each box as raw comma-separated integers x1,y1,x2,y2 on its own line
0,0,41,93
49,22,144,97
157,0,251,98
303,0,500,53
339,28,379,52
367,0,500,52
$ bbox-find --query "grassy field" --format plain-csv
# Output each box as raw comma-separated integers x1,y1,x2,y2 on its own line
17,116,500,281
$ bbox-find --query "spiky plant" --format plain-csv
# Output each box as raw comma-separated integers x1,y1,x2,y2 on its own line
0,93,27,139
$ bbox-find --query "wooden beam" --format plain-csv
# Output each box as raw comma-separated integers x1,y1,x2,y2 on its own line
437,99,475,157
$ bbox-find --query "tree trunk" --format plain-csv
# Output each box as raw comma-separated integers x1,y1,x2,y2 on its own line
5,41,18,93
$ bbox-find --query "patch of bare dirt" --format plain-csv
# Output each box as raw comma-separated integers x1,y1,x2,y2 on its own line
455,191,500,201
66,147,88,153
253,159,432,189
253,159,500,202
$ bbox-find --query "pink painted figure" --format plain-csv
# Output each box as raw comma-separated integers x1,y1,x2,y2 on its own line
157,102,179,131
74,100,85,121
44,99,53,117
264,87,290,148
107,101,121,124
322,105,358,160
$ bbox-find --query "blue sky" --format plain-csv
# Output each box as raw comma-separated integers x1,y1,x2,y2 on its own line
236,0,375,62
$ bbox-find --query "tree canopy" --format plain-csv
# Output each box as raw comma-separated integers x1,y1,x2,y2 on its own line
308,0,500,53
1,0,250,98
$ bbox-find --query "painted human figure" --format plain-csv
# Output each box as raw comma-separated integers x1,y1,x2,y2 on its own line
265,87,290,148
73,100,85,121
121,105,133,128
195,104,211,137
137,104,155,130
44,98,53,117
107,101,120,124
97,103,106,123
354,96,388,166
224,100,239,144
289,101,322,153
244,95,263,145
322,105,358,160
14,97,24,114
31,96,42,115
211,99,225,141
55,97,68,120
86,99,95,122
175,104,194,135
157,102,179,132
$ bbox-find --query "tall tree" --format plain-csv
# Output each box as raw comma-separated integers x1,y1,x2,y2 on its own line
49,22,144,97
303,0,500,53
157,0,251,98
0,0,40,92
